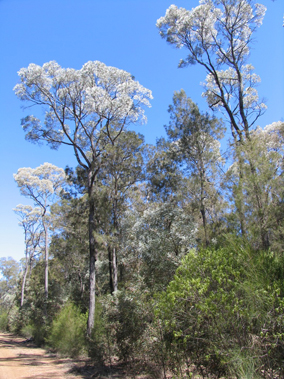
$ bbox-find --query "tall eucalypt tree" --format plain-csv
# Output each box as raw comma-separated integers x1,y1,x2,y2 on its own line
14,163,66,301
157,0,267,141
14,61,153,335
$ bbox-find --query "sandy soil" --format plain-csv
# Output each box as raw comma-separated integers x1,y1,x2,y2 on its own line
0,333,154,379
0,332,81,379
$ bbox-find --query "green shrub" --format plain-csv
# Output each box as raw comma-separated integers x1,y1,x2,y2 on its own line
48,302,87,357
155,243,284,378
0,310,9,331
9,304,48,345
20,324,34,339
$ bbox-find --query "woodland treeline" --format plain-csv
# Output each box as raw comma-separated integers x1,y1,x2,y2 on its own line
1,1,284,378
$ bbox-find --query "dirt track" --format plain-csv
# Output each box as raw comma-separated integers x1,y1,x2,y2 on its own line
0,333,80,379
0,332,154,379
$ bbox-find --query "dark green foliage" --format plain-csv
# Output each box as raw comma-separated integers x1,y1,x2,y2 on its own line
147,138,182,201
105,290,150,361
149,90,226,246
50,196,90,311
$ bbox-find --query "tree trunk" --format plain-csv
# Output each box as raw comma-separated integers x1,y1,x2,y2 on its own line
200,205,209,247
87,250,96,336
234,178,246,237
87,186,98,336
234,141,246,237
21,261,29,307
199,164,209,247
43,219,49,299
108,245,114,294
113,246,118,292
112,194,119,293
246,144,270,250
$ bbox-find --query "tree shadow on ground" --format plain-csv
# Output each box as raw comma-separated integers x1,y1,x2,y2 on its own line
68,360,161,379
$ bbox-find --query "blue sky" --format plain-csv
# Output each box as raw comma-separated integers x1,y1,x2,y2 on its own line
0,0,283,262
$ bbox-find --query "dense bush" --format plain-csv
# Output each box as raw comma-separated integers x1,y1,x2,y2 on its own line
0,310,9,331
104,290,150,361
155,242,284,378
48,302,87,357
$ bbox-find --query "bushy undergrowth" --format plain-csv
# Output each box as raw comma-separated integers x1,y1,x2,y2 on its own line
10,301,50,345
20,323,34,338
104,290,150,361
2,237,284,379
0,311,9,331
48,302,87,357
155,241,284,378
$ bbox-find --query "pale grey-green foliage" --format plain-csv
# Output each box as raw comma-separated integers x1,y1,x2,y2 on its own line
157,0,267,139
0,257,20,317
14,163,66,210
122,201,196,290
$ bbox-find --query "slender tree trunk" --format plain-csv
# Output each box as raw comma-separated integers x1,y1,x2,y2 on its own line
200,182,209,246
108,245,114,294
246,143,270,250
29,258,33,279
199,164,209,247
112,194,118,292
233,141,246,237
21,260,29,307
78,272,85,298
43,219,49,299
87,183,98,336
200,205,209,247
235,178,246,236
234,138,269,248
113,246,118,292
